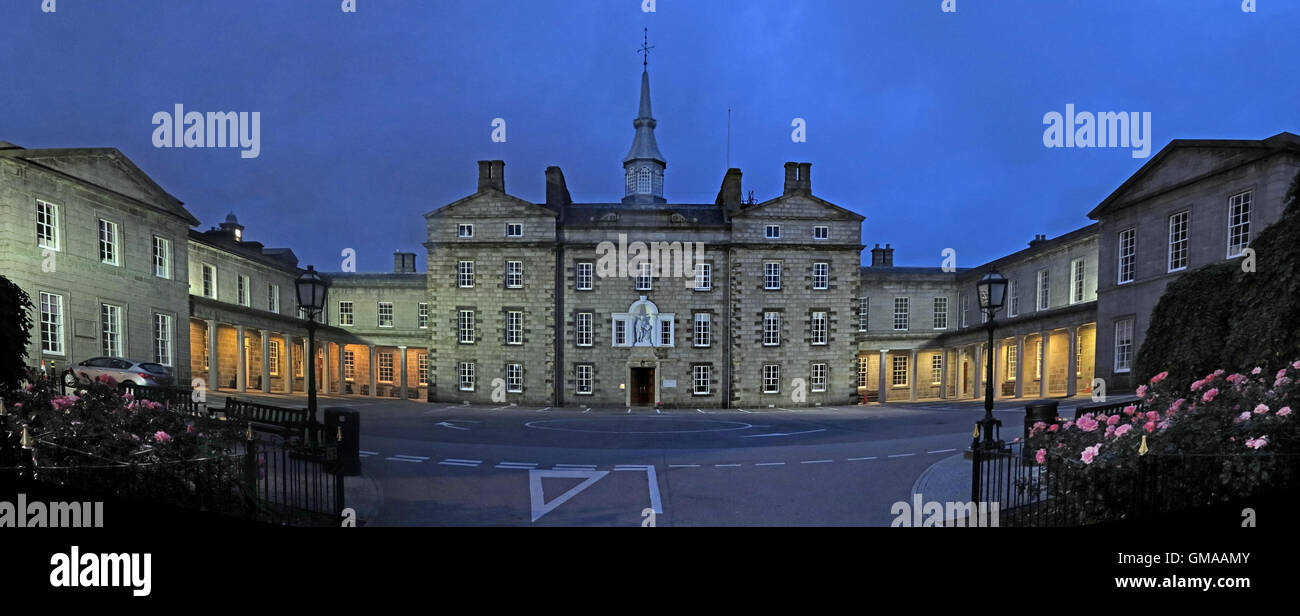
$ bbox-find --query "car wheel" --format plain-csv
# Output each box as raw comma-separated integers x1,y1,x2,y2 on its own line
63,370,77,387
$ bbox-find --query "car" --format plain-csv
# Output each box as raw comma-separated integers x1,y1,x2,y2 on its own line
64,357,174,388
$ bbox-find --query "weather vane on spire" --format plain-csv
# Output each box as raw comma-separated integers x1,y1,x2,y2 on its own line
638,27,654,69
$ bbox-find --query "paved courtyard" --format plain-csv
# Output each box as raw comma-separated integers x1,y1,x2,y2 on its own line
223,392,1100,526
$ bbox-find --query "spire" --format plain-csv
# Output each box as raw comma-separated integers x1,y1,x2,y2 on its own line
623,29,666,205
624,69,665,165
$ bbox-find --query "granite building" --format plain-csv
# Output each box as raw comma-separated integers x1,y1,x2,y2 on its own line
3,74,1297,409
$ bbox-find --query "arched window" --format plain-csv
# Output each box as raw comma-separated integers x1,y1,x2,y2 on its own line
652,168,663,196
637,166,652,194
626,168,636,194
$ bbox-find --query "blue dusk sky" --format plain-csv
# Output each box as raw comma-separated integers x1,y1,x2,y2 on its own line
2,0,1296,271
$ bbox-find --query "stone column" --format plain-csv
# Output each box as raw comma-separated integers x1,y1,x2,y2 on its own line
973,344,983,399
939,348,949,400
282,333,293,394
1066,327,1079,397
322,341,331,395
877,349,888,404
260,330,271,393
908,349,918,401
398,345,409,401
205,319,219,393
1014,336,1025,398
337,344,347,395
369,345,378,398
1039,332,1050,398
235,325,247,393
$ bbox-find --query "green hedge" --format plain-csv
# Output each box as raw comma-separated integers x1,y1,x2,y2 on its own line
0,275,32,395
1135,169,1300,386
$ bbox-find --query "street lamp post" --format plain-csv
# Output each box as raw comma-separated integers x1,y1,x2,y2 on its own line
975,271,1008,450
295,265,328,445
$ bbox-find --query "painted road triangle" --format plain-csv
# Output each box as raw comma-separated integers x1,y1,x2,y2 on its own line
529,469,610,522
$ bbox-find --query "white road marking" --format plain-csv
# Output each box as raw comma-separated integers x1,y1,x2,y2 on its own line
848,456,878,461
496,462,538,469
392,455,429,461
654,408,661,414
359,450,379,456
822,407,841,412
737,408,752,413
529,469,609,522
669,464,700,468
554,464,597,470
626,408,631,414
887,453,916,458
613,464,663,514
927,449,958,454
741,428,827,439
435,421,470,430
537,407,551,413
777,408,796,412
491,405,510,411
442,458,482,464
800,459,833,464
386,457,423,463
714,464,742,467
755,462,785,466
696,408,705,414
438,461,481,467
582,408,592,413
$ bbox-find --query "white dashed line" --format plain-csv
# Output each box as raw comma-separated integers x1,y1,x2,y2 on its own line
392,455,429,461
654,408,661,414
847,456,878,461
800,459,833,464
554,464,597,470
887,453,916,458
443,458,481,464
359,450,379,456
387,457,423,463
496,462,537,469
669,464,700,468
696,408,705,414
755,462,785,466
714,464,742,468
927,449,958,454
737,408,752,413
439,461,481,467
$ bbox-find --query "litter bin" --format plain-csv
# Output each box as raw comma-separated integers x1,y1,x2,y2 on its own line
324,407,361,476
1023,400,1060,461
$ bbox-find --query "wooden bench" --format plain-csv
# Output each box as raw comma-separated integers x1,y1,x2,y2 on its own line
224,397,312,438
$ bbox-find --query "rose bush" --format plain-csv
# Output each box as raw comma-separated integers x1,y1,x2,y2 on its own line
5,374,241,467
1023,361,1300,522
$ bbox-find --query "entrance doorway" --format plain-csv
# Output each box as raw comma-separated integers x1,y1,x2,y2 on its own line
630,367,655,405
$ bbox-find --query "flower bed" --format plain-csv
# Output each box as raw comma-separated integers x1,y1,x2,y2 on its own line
1021,361,1300,523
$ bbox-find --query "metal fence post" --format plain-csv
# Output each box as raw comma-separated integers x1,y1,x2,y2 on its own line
243,427,259,513
334,427,346,521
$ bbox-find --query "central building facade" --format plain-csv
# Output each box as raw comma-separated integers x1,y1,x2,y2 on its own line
424,67,864,407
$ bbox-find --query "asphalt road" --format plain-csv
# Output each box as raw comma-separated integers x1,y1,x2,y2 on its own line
228,392,1096,526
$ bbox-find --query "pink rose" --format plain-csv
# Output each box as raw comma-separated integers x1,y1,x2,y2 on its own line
1144,421,1156,433
1076,415,1100,433
1252,367,1263,375
1254,404,1269,415
1048,424,1059,432
1202,388,1219,403
1123,405,1137,416
1081,444,1101,465
1150,371,1168,384
1279,407,1292,417
1115,424,1133,437
1035,449,1047,464
1106,414,1120,426
1157,420,1170,431
1136,385,1148,398
154,431,171,443
1104,425,1116,438
186,424,196,434
1191,379,1204,392
1292,361,1300,370
1245,436,1269,450
1169,398,1185,414
1237,412,1251,422
1145,410,1159,421
1226,374,1244,385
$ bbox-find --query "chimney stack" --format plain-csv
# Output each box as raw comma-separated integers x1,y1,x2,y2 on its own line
545,166,571,218
870,244,886,267
1028,233,1047,248
783,162,812,195
393,252,416,273
478,160,505,192
882,243,894,267
715,168,743,214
